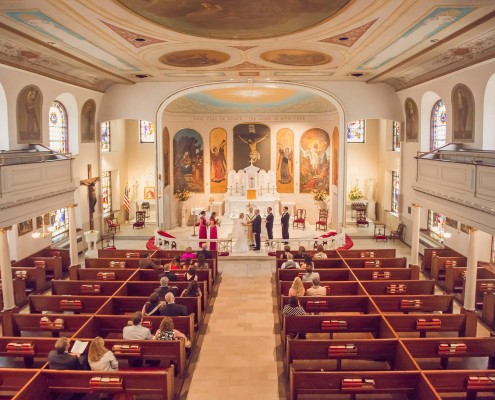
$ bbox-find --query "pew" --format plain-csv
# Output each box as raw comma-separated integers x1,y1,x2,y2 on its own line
461,277,495,309
361,280,436,295
482,291,495,329
280,295,378,316
51,279,125,296
1,276,28,307
277,268,351,283
422,247,464,275
352,266,419,280
69,265,136,281
276,258,346,269
425,370,495,400
370,294,455,314
28,295,108,314
431,255,467,281
0,369,38,398
344,257,408,268
279,282,360,299
12,265,47,294
444,265,471,294
338,249,397,258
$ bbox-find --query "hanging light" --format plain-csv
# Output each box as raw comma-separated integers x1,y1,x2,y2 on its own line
32,222,55,239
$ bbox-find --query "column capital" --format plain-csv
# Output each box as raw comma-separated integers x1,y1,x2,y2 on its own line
468,227,478,233
411,203,421,208
68,203,78,209
0,226,12,233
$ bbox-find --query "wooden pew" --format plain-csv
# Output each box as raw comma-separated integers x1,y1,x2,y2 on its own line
444,265,470,294
431,255,467,281
482,291,495,329
31,247,71,270
0,369,39,398
84,257,142,268
12,265,47,294
352,266,420,281
361,280,435,295
422,247,463,275
279,282,360,298
344,257,408,268
1,276,28,307
280,295,378,315
461,276,495,309
277,268,351,283
338,249,397,258
51,279,125,296
384,313,478,338
275,250,340,259
28,295,108,314
370,294,454,314
276,258,346,269
69,265,136,281
425,370,495,400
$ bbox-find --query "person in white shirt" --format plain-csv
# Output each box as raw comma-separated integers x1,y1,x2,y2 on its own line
281,253,300,269
88,337,118,372
123,311,152,340
301,264,320,282
306,277,327,296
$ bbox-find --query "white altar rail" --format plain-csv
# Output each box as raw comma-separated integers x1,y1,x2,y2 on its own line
154,234,232,253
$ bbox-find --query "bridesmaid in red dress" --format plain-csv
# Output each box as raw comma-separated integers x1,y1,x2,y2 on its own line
198,211,207,247
209,212,218,251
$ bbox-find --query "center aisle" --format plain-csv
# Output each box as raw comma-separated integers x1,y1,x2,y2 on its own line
185,259,282,399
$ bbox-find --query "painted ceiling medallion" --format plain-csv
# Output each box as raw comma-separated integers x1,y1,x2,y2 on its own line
100,20,165,48
159,49,229,67
320,19,378,47
261,49,332,66
116,0,351,40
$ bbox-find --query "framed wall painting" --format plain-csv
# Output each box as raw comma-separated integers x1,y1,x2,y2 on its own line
300,128,330,193
405,98,419,142
17,85,43,144
452,83,475,142
276,128,294,193
210,128,228,193
81,99,96,143
233,123,271,171
144,187,156,200
17,219,33,236
173,128,204,193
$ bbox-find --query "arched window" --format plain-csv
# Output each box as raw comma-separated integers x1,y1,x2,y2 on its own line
48,101,68,153
430,100,447,150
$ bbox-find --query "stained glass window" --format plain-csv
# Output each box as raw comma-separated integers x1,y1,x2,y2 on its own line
140,120,155,143
101,121,111,152
50,208,69,241
101,171,112,216
48,101,68,153
391,171,399,213
431,100,447,150
347,120,365,143
392,121,400,151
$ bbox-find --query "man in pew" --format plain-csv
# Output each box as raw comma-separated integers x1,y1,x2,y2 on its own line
123,311,152,367
154,276,179,298
281,253,300,269
48,337,85,370
196,243,212,259
301,264,320,282
160,293,188,317
160,264,177,281
306,277,326,296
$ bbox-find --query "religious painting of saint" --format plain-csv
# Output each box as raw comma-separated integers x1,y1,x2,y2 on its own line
233,123,271,171
452,84,475,142
81,99,96,143
210,128,227,193
300,128,330,194
17,85,42,144
405,98,419,142
173,129,204,193
17,219,33,236
331,127,339,188
162,127,170,188
276,128,294,193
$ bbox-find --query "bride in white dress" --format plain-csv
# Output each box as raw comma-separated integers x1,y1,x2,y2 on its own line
232,213,249,253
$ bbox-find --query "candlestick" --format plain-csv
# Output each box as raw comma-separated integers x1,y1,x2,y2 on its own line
235,182,238,193
229,186,233,196
241,185,244,196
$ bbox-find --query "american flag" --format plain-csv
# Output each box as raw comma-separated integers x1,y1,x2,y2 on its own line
123,185,130,214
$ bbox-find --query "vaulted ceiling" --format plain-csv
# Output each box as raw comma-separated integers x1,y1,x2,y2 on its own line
0,0,494,93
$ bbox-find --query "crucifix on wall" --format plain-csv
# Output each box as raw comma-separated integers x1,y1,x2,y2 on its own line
80,164,99,230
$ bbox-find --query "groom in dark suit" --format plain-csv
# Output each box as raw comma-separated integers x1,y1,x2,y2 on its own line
252,209,262,250
265,207,274,240
281,206,290,244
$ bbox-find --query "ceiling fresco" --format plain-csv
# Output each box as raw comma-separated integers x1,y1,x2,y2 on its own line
0,1,493,91
116,0,352,40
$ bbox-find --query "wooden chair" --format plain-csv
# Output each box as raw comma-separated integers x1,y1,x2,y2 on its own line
315,209,328,231
133,211,146,229
293,209,306,230
106,217,120,233
390,223,405,241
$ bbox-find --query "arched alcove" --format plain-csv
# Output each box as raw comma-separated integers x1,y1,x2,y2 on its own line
0,82,8,150
483,73,495,150
55,92,79,154
420,91,441,152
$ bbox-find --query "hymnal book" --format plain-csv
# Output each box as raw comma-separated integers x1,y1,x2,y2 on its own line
481,283,495,292
6,342,35,355
372,271,391,280
80,284,101,294
60,299,83,310
322,320,348,330
128,320,152,329
89,377,123,389
70,340,88,354
328,344,357,357
97,272,116,280
466,376,495,389
33,260,46,267
416,318,441,329
125,252,140,258
112,344,141,355
176,273,186,281
109,261,125,268
437,343,467,355
342,378,375,390
306,301,327,311
400,299,422,309
15,270,27,279
386,284,407,294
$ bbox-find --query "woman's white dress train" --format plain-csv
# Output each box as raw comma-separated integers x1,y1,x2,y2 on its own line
232,218,249,253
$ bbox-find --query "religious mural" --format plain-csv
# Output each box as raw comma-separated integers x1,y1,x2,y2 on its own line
81,99,96,143
160,49,229,67
299,128,330,194
405,98,419,142
276,128,294,193
173,129,204,193
233,123,270,171
261,49,331,66
162,127,170,188
452,83,475,142
210,128,227,193
16,84,42,144
331,127,339,187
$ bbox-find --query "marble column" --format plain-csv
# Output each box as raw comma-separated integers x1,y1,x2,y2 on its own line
68,204,78,266
0,226,15,310
463,228,479,311
410,204,421,267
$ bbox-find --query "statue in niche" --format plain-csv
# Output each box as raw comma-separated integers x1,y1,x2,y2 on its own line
277,146,293,184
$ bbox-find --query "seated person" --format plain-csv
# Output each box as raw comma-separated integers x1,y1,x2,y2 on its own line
160,263,177,281
194,253,209,270
301,264,320,282
153,316,187,341
294,246,307,260
154,276,179,298
185,265,198,281
279,245,292,259
159,292,188,316
306,277,327,296
300,255,314,271
123,311,152,340
282,296,306,316
142,293,163,316
288,276,305,297
181,280,202,297
181,247,196,261
196,243,212,259
169,256,181,270
139,256,160,269
88,337,118,372
48,337,84,370
281,253,300,269
313,244,328,259
181,258,192,270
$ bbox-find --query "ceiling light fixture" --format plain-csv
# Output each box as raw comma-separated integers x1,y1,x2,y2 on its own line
32,222,55,239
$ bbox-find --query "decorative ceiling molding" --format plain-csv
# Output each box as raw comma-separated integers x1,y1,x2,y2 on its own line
99,20,165,48
319,19,378,48
229,46,257,51
222,61,270,70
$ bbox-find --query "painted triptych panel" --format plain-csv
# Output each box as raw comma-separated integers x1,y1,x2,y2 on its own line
300,128,330,193
210,128,227,193
233,123,271,171
276,128,294,193
173,128,204,193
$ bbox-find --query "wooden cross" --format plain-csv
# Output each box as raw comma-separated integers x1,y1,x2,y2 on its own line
80,164,99,230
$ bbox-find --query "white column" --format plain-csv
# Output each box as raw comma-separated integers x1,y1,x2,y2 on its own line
410,204,421,267
68,204,78,266
0,226,15,310
463,228,479,311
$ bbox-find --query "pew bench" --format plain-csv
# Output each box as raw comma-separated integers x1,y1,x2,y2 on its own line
0,369,38,398
361,280,435,295
51,279,125,296
12,265,47,294
431,256,467,282
425,370,495,400
370,294,455,314
28,295,109,314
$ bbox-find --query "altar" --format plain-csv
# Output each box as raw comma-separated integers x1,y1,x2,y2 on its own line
223,163,280,219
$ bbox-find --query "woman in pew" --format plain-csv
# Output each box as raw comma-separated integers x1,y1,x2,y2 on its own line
154,316,187,341
313,244,328,259
169,256,181,270
279,245,292,259
181,247,196,261
142,292,164,316
194,253,209,270
185,265,198,281
282,296,306,316
300,255,314,271
88,337,118,372
288,276,305,297
181,280,202,297
294,246,307,260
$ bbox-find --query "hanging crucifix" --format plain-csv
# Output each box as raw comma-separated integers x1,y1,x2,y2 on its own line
80,164,99,230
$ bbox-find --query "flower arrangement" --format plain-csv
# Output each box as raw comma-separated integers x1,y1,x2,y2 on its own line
311,189,327,202
348,186,364,201
174,189,192,202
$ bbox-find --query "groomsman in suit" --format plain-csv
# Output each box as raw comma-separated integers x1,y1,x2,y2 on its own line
252,209,262,250
266,207,274,241
281,206,290,243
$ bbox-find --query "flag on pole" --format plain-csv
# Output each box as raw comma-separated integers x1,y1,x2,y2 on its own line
123,185,130,215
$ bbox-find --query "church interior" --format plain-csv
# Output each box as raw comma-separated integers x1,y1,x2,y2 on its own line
1,0,495,399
